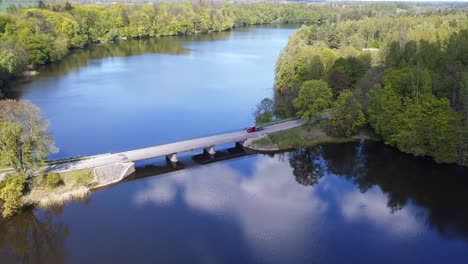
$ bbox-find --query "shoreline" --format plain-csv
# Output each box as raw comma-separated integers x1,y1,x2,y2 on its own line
0,22,303,98
244,123,381,153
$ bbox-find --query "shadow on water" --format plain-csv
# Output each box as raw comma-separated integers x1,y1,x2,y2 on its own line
287,140,468,243
124,145,253,183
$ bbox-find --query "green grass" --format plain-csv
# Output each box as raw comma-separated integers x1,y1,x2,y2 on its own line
24,168,96,207
254,121,379,150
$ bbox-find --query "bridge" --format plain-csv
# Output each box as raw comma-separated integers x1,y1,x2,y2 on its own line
49,119,304,173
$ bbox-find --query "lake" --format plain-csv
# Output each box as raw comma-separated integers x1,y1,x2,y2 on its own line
1,25,468,263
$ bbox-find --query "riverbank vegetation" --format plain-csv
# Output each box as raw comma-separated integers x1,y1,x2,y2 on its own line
0,99,57,172
23,168,95,208
251,120,377,151
0,99,96,218
273,9,468,166
0,167,95,218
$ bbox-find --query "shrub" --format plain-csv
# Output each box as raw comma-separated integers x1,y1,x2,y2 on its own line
44,172,63,189
0,174,26,218
73,170,94,187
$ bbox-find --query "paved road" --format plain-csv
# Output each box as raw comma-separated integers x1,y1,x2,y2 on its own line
49,119,304,172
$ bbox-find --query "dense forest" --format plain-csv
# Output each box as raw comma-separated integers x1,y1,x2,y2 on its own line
274,10,468,165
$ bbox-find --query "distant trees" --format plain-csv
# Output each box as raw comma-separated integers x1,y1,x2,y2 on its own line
0,2,327,90
0,100,57,172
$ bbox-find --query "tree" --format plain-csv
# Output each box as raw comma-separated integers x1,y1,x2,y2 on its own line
367,84,402,139
294,80,333,121
0,174,26,218
292,55,324,85
253,98,274,124
328,56,370,96
328,90,366,137
38,0,46,9
328,69,353,96
0,100,57,172
64,2,73,12
390,96,459,163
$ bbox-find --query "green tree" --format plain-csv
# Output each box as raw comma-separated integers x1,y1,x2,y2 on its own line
294,80,333,121
292,55,325,85
390,96,459,163
253,98,274,125
367,84,402,139
328,90,366,136
0,100,57,172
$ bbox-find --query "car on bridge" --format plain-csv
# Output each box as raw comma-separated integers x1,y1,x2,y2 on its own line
246,126,264,133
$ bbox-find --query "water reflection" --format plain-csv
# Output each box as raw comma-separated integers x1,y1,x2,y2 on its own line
288,148,325,186
2,141,467,263
340,188,422,236
134,140,468,258
134,155,328,263
0,209,69,263
322,141,468,242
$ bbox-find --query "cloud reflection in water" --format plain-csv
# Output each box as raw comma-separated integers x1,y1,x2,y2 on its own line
134,155,327,262
133,153,427,262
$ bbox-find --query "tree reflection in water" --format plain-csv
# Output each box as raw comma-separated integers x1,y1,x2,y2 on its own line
288,148,325,186
0,207,69,264
298,140,468,242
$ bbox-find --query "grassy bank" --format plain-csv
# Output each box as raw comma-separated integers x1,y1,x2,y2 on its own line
251,121,379,151
23,169,96,207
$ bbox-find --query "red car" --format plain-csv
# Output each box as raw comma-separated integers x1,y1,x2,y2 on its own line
246,126,264,133
246,126,257,133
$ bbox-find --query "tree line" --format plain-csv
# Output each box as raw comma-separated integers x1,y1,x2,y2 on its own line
273,10,467,165
0,1,331,93
1,0,434,95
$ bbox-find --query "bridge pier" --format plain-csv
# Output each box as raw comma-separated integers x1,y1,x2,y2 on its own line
203,146,216,159
166,153,178,163
204,146,216,154
236,141,245,149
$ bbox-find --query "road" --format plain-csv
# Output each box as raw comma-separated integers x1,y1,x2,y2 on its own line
49,119,304,172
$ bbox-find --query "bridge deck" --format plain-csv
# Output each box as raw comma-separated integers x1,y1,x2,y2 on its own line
50,120,304,172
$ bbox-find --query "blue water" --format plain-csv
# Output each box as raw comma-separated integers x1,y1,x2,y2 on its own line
15,25,297,159
3,26,467,264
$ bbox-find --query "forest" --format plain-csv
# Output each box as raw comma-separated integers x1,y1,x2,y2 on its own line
273,9,468,165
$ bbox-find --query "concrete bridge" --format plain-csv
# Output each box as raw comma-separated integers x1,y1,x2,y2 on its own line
49,119,304,173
